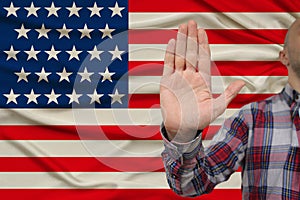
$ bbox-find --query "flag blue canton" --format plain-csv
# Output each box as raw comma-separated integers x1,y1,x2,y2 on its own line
0,0,128,108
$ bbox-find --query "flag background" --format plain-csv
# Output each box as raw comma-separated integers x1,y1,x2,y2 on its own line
0,0,298,199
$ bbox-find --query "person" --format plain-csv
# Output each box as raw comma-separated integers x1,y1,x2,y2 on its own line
160,19,300,199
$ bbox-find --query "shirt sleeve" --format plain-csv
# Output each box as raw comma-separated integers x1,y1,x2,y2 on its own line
161,109,249,197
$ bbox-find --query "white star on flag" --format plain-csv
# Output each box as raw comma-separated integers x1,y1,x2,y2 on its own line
4,45,19,61
87,46,104,61
56,67,72,82
35,24,51,39
35,67,51,83
99,24,115,39
56,24,72,39
109,2,125,17
3,89,20,104
109,45,125,61
45,45,61,60
87,2,103,17
109,89,125,104
66,90,82,104
87,90,104,104
78,24,93,39
99,67,115,82
24,89,40,104
78,68,94,82
24,45,40,61
4,2,20,17
45,2,61,17
15,67,30,82
66,45,82,61
14,24,30,39
24,2,40,17
67,2,82,17
45,89,61,104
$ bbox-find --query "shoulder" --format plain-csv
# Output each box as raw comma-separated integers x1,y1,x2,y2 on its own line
247,92,287,113
223,92,287,130
237,92,288,127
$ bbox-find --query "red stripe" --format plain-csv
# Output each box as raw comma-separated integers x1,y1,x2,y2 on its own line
203,126,221,140
129,61,287,76
0,125,224,140
0,155,242,173
0,157,164,172
129,29,287,44
129,62,164,76
0,125,225,141
0,125,162,140
129,94,275,109
129,0,300,12
0,189,242,200
214,94,275,108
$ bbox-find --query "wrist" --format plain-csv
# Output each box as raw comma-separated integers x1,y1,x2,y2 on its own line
163,123,202,143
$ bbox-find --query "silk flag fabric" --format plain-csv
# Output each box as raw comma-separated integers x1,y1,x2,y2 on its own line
0,0,298,199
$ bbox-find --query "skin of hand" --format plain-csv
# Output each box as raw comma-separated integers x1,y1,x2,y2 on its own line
160,20,245,142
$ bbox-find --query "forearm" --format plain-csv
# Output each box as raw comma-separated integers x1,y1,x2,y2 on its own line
162,138,240,197
161,127,217,196
162,145,214,196
161,110,249,197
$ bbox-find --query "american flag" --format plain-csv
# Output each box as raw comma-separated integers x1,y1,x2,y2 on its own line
0,0,298,199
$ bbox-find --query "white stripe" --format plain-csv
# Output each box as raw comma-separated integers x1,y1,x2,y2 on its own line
0,140,213,157
129,12,299,29
0,108,163,125
129,44,283,61
129,76,287,94
0,172,241,189
0,108,239,125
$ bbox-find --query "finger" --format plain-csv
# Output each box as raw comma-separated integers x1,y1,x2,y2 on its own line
198,29,211,85
213,80,246,117
175,24,187,71
186,20,198,71
163,39,176,76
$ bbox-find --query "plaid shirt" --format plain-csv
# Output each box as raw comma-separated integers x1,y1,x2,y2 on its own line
161,84,300,199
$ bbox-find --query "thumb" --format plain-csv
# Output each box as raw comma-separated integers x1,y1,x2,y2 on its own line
213,80,246,118
223,80,246,106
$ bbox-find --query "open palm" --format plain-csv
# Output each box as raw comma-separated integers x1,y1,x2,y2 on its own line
160,21,245,142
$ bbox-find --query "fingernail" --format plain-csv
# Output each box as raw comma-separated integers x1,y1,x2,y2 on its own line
188,20,197,26
179,24,187,32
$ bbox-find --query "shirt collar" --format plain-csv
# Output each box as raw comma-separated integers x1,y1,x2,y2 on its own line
282,83,300,107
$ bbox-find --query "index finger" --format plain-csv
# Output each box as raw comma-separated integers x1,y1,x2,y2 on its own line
163,39,176,76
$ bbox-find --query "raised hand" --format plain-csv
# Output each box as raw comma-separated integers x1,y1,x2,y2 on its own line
160,21,245,142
